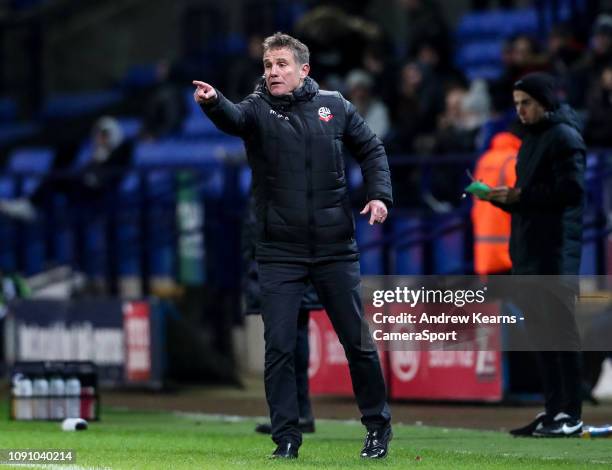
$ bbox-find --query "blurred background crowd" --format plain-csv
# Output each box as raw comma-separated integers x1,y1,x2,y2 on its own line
0,0,611,386
1,0,609,209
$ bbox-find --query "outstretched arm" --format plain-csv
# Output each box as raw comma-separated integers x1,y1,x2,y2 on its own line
193,80,256,137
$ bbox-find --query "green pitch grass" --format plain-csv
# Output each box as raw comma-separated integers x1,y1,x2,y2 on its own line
1,404,611,469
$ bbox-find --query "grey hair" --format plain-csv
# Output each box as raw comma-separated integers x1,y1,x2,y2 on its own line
262,32,309,65
94,116,123,149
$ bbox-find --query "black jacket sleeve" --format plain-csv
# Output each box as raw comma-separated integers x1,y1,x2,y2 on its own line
491,127,585,213
200,90,257,137
342,96,393,208
519,148,585,209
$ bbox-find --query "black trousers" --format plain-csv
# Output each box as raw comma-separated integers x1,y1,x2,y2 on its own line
295,309,313,421
515,278,583,419
259,260,391,446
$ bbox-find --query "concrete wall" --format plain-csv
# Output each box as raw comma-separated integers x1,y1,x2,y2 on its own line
233,315,265,375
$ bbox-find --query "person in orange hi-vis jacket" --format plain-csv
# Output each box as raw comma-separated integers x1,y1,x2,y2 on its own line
471,129,521,274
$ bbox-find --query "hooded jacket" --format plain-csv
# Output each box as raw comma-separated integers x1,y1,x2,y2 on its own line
495,105,586,275
202,77,393,262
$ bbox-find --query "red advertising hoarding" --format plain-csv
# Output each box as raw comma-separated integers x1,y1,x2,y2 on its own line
308,309,389,396
308,303,503,402
123,301,152,383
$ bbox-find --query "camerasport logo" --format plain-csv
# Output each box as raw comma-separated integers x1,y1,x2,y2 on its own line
390,324,421,382
318,106,333,122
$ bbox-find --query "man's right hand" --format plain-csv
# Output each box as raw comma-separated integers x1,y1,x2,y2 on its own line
192,80,218,104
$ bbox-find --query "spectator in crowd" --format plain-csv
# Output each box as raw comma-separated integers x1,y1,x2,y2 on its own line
547,24,584,78
568,14,612,108
418,83,483,208
345,69,391,140
424,81,489,155
361,41,399,109
388,61,444,153
140,61,187,140
478,79,519,152
399,0,450,63
493,35,549,108
0,116,132,221
227,34,265,101
584,62,612,147
386,61,444,208
415,40,466,85
294,5,381,85
502,35,549,85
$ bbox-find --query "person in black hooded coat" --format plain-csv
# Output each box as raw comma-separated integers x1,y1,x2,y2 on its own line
193,33,393,459
482,72,586,438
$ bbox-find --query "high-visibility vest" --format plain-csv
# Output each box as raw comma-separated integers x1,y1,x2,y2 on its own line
471,132,521,274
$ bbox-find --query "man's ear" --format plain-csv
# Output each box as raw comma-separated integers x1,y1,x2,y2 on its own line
300,63,310,78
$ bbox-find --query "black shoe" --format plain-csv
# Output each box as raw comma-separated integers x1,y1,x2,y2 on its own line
255,418,315,434
532,413,583,438
360,425,392,459
271,441,299,459
509,412,550,437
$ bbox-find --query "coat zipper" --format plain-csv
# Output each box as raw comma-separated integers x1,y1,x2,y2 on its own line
295,106,315,257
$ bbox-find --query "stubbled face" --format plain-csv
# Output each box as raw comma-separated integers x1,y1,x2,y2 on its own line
513,89,546,125
263,47,309,96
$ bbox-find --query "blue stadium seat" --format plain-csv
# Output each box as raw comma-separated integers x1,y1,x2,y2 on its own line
465,65,503,81
347,163,363,190
239,165,252,196
432,214,465,274
391,214,424,275
182,88,227,138
181,115,227,138
455,8,538,79
455,41,504,68
117,117,143,140
7,147,55,196
0,177,15,198
133,138,244,166
356,217,384,275
580,227,597,275
0,123,39,145
41,90,124,119
121,63,160,88
456,8,537,40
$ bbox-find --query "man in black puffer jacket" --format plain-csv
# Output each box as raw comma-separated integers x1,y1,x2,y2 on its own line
193,33,392,459
482,72,586,438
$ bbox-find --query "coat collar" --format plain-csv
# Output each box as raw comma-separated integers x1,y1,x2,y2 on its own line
256,76,319,105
